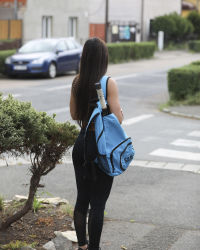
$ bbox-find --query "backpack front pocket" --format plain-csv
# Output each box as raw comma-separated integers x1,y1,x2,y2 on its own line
110,137,134,173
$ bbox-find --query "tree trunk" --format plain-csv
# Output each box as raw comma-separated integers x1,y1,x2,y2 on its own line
0,173,40,231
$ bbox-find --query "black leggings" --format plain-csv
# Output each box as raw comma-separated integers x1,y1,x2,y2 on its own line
72,129,114,250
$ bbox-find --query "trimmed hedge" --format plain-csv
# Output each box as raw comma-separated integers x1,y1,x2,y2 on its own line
168,63,200,100
188,40,200,52
107,42,156,63
0,50,16,74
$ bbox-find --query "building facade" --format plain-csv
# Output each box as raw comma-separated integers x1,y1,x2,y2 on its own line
89,0,182,42
0,0,89,45
142,0,182,41
0,0,184,45
182,0,200,17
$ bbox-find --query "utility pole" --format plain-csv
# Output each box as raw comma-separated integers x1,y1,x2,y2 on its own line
105,0,108,43
141,0,144,42
14,0,18,19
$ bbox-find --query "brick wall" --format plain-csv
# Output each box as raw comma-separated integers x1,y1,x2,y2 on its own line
90,23,105,41
0,0,26,8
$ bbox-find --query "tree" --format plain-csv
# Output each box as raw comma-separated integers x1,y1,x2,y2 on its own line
0,94,79,231
152,14,176,38
169,12,194,40
187,11,200,37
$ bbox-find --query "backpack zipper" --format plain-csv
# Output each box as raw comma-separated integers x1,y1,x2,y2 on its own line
110,137,131,173
120,142,133,171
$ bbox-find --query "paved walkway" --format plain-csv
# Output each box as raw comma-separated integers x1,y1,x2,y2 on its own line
1,155,200,175
0,162,200,250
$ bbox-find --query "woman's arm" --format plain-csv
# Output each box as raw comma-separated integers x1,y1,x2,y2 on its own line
107,78,124,124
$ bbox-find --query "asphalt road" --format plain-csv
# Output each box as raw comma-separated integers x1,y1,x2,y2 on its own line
1,50,200,165
1,51,200,249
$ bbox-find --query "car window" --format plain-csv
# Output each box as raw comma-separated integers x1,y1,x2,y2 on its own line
66,40,76,50
57,41,68,52
19,40,58,53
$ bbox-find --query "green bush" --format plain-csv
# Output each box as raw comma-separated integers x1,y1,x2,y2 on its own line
188,40,200,52
152,12,194,41
191,60,200,65
169,12,194,39
168,64,200,100
152,14,176,37
0,93,79,231
107,42,156,63
0,50,16,74
187,11,200,37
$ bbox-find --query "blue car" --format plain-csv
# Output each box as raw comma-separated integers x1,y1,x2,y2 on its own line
5,38,83,78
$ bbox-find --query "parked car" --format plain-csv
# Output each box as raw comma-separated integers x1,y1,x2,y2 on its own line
4,38,82,79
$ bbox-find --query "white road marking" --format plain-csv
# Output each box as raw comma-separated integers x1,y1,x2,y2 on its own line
150,148,200,161
114,74,138,80
171,139,200,149
143,74,167,77
2,94,21,100
46,85,71,91
188,131,200,137
123,114,154,125
46,106,70,115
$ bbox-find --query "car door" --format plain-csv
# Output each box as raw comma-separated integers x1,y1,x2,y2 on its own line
56,41,68,73
65,39,80,71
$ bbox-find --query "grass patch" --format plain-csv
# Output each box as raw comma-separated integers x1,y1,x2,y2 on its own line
59,203,74,217
164,42,188,51
0,193,5,211
159,92,200,110
2,240,36,250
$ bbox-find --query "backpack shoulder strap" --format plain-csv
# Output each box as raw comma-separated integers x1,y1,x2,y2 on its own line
84,107,100,134
100,76,110,101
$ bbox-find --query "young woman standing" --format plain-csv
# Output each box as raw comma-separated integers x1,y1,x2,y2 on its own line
70,37,123,250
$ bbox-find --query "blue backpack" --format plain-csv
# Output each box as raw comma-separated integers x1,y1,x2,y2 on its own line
84,76,135,178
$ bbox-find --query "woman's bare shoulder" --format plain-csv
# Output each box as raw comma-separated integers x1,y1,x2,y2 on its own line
107,77,118,93
72,75,79,84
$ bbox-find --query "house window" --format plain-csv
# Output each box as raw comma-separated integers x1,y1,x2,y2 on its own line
69,17,77,38
42,16,52,38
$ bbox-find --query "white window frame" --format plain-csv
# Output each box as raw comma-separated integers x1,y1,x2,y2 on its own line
42,16,52,38
69,17,77,38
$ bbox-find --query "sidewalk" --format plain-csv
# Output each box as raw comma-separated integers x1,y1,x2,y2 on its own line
0,162,200,249
162,105,200,120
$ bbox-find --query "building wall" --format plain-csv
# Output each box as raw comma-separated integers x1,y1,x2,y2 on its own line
89,0,141,41
143,0,182,41
21,0,89,45
0,8,14,19
181,0,200,17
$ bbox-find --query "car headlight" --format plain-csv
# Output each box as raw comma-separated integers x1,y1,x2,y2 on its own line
5,57,11,64
31,58,45,65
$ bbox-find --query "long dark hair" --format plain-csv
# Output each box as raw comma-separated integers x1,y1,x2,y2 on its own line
75,37,108,127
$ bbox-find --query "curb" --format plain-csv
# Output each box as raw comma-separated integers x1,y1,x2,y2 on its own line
0,156,200,174
162,108,200,120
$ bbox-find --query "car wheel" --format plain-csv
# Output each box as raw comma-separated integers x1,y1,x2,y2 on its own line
47,62,57,79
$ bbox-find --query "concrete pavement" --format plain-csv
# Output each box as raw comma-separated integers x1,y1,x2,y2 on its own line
0,162,200,249
1,50,200,249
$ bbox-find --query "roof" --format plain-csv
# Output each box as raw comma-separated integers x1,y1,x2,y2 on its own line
182,1,197,10
0,0,27,8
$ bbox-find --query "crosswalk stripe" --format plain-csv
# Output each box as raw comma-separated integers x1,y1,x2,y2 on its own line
188,131,200,137
46,85,71,91
2,94,21,100
171,139,200,149
123,114,154,125
46,107,70,115
150,148,200,161
114,74,138,80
